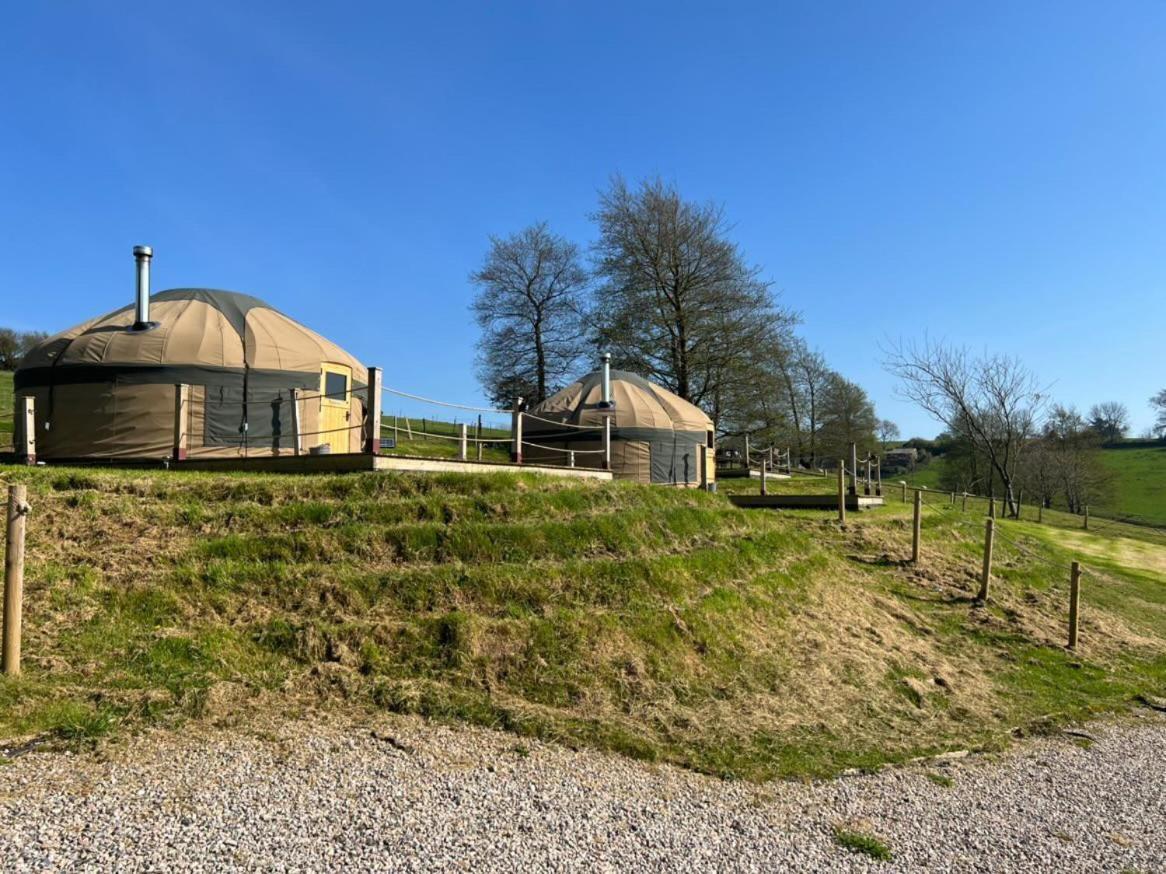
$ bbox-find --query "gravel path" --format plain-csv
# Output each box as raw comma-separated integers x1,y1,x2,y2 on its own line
1,709,1163,872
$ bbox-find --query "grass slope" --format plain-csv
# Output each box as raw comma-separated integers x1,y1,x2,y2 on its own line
0,371,12,450
1098,446,1166,527
0,465,1163,781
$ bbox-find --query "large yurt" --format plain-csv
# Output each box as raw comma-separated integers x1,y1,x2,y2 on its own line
522,358,715,486
14,246,369,461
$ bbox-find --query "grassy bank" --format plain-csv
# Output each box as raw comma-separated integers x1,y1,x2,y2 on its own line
0,371,12,451
0,464,1163,781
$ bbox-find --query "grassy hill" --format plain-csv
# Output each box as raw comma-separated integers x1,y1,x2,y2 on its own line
1098,446,1166,526
0,371,12,451
899,448,1166,528
0,464,1163,781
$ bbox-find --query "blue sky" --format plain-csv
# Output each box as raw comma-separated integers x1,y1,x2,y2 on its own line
2,2,1164,437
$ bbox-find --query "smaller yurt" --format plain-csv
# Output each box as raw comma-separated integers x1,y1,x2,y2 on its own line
14,246,369,462
522,357,715,485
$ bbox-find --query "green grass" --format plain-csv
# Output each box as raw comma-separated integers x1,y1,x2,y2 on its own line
1098,446,1166,527
0,371,12,449
0,463,1164,779
833,826,893,861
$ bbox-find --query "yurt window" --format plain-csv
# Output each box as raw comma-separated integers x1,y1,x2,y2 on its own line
324,370,349,401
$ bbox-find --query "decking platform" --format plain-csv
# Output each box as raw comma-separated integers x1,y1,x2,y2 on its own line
729,493,885,511
172,452,613,480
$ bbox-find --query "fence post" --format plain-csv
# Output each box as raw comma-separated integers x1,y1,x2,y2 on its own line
837,461,846,526
849,443,858,496
172,384,189,461
569,450,576,468
874,456,882,496
3,484,29,676
912,490,922,563
901,481,907,503
962,491,968,512
1084,505,1089,531
603,417,612,471
365,366,383,455
989,498,996,520
864,456,872,495
1068,561,1081,649
760,459,768,496
743,435,750,470
511,398,523,463
977,518,995,602
17,397,36,465
289,389,303,456
1038,504,1043,524
458,423,468,461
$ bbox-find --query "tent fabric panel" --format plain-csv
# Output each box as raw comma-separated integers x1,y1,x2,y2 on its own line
613,440,651,484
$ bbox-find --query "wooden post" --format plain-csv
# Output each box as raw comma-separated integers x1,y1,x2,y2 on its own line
989,498,996,520
977,518,995,602
864,456,872,496
912,490,922,564
743,435,750,472
1084,505,1089,531
1068,561,1081,649
171,384,190,460
404,417,413,440
458,423,468,461
875,456,882,496
511,398,523,463
17,396,36,465
901,481,907,503
569,450,576,468
290,388,303,456
962,492,968,512
837,461,846,526
603,417,612,471
760,459,768,496
3,485,29,676
365,366,383,455
849,443,858,496
949,491,955,506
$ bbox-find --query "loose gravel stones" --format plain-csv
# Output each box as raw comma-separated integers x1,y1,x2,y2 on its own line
1,710,1163,872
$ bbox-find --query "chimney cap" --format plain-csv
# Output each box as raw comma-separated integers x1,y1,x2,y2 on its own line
133,245,153,258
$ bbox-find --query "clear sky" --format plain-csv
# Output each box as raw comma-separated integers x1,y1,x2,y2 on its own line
2,2,1164,437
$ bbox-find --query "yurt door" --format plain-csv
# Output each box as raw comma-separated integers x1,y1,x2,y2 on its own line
319,364,352,452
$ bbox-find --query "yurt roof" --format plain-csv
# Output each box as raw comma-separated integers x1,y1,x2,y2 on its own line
18,288,364,378
528,369,712,433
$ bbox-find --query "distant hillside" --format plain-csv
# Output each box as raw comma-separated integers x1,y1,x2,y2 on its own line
1099,445,1166,527
898,446,1166,527
0,371,12,450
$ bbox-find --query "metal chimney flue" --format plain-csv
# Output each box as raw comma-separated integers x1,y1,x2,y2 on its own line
132,245,154,331
599,352,613,408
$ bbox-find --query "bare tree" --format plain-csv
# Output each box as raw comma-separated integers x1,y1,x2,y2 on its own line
1088,401,1129,443
877,419,900,452
884,339,1044,516
592,176,794,415
471,222,590,406
1151,389,1166,439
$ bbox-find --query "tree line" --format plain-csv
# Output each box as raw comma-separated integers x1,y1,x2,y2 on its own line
885,338,1165,517
470,175,883,462
0,328,48,371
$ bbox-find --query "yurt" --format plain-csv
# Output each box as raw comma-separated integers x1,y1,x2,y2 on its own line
522,356,715,486
14,246,369,462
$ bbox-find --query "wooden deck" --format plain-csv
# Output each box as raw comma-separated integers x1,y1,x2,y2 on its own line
729,493,885,511
173,452,613,480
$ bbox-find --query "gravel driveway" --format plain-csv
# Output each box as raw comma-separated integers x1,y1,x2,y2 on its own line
1,709,1163,872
